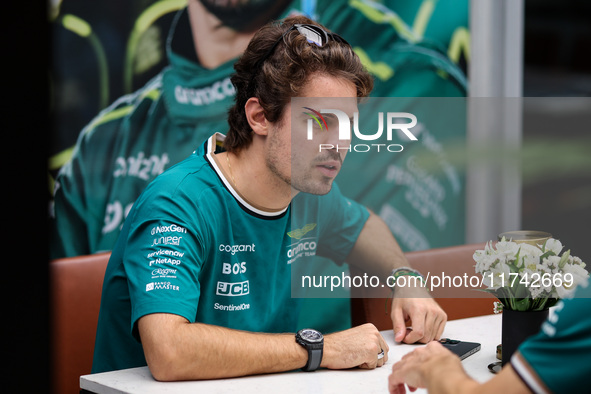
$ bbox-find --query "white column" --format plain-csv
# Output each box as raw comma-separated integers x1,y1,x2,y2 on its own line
466,0,524,243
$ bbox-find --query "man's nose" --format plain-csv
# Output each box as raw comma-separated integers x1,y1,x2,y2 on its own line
323,126,348,147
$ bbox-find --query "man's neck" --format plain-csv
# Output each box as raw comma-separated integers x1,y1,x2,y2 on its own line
188,1,257,69
218,150,294,212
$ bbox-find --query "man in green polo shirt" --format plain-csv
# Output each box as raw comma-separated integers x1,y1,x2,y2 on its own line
51,0,466,336
92,16,447,379
387,280,591,393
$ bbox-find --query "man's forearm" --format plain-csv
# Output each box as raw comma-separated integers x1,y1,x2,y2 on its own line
347,210,408,278
424,361,480,394
139,314,389,381
139,314,308,381
424,362,529,394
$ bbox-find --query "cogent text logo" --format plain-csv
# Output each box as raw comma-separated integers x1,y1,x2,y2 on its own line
218,243,256,255
305,108,418,153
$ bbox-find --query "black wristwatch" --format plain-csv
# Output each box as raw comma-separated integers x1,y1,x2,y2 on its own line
295,328,324,372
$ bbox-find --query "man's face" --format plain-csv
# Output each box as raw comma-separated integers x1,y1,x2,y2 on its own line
265,74,358,196
198,0,291,32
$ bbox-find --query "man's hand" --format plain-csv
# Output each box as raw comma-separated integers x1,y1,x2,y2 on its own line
322,323,389,370
388,341,466,394
345,211,447,343
391,286,447,343
389,340,531,394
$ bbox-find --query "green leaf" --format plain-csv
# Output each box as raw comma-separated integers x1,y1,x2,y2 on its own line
558,249,571,269
515,282,530,299
513,248,521,265
513,298,532,311
540,251,554,260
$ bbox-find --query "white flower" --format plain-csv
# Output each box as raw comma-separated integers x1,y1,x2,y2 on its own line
542,255,561,273
563,263,590,287
529,284,545,299
552,263,589,299
518,267,548,298
522,254,540,271
473,250,497,274
495,240,520,261
482,263,511,290
474,237,589,308
493,301,503,314
519,243,543,259
571,256,586,269
544,238,563,255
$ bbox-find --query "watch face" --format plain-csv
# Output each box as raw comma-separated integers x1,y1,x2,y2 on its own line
300,329,323,343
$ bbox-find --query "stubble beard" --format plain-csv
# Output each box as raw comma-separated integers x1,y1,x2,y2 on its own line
265,131,338,196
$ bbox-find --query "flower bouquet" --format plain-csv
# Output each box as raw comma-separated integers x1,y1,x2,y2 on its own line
473,237,589,312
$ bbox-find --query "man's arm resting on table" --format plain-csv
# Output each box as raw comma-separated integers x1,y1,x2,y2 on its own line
388,341,530,394
138,313,389,381
347,210,447,343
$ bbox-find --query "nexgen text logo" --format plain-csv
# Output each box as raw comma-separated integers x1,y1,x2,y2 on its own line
304,108,418,153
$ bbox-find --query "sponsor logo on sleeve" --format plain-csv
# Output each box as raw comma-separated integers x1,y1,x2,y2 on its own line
150,224,187,235
146,281,179,292
151,268,177,278
151,236,183,247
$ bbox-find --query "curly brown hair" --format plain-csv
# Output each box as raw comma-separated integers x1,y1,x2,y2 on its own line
224,15,374,153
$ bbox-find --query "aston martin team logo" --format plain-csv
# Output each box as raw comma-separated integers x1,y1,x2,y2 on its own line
287,223,317,239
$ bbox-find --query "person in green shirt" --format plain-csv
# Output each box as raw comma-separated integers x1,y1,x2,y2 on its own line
388,280,591,394
52,0,466,335
93,15,447,379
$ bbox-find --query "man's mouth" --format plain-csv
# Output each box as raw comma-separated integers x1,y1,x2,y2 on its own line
316,162,340,177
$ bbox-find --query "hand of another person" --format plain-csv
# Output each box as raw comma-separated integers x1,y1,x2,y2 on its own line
321,323,389,370
388,341,459,394
390,286,447,343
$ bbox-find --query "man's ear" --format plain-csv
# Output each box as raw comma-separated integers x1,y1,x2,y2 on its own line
245,98,269,136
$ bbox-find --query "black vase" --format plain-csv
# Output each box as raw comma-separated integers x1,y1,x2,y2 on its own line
501,308,549,365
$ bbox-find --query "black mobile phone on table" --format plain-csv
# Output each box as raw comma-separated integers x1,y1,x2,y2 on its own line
439,338,481,360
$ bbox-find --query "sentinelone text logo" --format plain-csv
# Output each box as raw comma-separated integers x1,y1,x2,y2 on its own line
304,108,418,153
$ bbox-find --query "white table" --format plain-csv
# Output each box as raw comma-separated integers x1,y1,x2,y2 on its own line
81,314,502,393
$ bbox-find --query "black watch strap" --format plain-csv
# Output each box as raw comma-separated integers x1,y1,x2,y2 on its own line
302,347,322,372
296,329,324,372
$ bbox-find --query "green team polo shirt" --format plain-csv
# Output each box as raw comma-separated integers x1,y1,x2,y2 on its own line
52,0,467,336
511,280,591,393
91,134,370,373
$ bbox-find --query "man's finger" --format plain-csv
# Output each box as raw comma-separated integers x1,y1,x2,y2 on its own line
379,333,389,364
388,366,406,394
403,312,426,344
391,305,407,342
435,315,446,341
423,311,437,343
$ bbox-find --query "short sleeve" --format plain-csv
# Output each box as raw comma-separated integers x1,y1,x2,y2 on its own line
123,183,209,337
314,182,370,263
511,283,591,393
